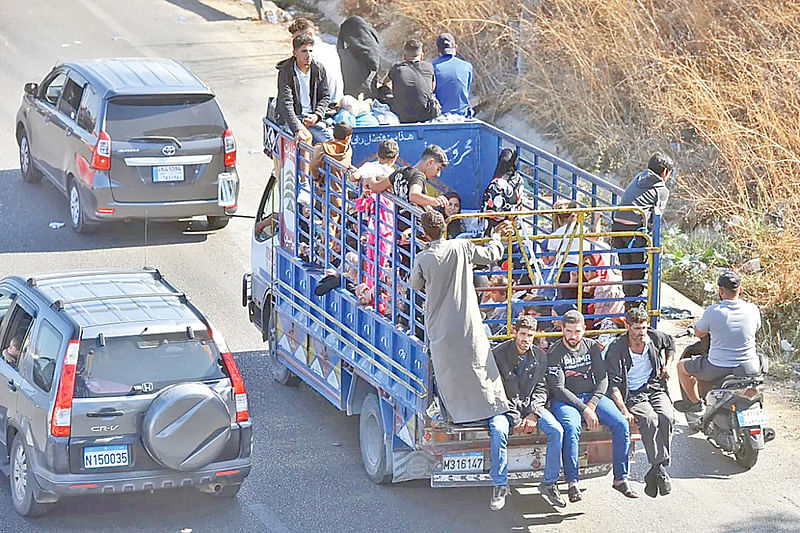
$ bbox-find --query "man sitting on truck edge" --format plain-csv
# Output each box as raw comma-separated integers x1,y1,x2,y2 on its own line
276,34,332,145
431,32,473,117
388,39,441,123
289,18,343,107
409,210,514,510
606,306,676,497
610,152,673,308
675,270,762,413
493,315,566,509
546,310,638,501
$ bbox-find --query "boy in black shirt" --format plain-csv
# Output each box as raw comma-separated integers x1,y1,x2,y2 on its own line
547,310,638,502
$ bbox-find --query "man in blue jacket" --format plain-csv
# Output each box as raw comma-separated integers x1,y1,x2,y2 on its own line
431,33,473,117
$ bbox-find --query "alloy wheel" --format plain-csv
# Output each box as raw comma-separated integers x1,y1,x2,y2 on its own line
12,443,27,504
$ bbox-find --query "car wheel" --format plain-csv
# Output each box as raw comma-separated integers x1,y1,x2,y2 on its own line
359,393,392,484
267,307,299,386
18,129,42,184
68,180,92,234
10,435,52,517
206,215,230,229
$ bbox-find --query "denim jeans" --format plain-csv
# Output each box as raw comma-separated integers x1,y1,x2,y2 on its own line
552,394,630,483
308,122,333,144
489,410,564,487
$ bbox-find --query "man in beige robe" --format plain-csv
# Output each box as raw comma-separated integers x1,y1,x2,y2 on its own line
410,210,512,423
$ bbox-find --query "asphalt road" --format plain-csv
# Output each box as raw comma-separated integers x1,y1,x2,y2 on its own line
0,1,799,532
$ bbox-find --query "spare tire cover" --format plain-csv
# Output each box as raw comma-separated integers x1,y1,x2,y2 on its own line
142,383,231,471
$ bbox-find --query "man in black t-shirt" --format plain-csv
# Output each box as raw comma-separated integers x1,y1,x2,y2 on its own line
546,310,638,502
369,144,449,210
388,39,441,123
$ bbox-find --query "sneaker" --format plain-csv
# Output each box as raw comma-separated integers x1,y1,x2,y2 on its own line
489,485,510,512
568,484,582,503
673,399,704,413
539,482,567,508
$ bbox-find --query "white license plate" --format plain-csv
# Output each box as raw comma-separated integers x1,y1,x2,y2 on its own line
152,165,185,183
217,172,237,207
83,445,130,469
441,451,484,473
737,407,769,427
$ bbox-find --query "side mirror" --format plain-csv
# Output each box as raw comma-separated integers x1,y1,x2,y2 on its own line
24,82,38,97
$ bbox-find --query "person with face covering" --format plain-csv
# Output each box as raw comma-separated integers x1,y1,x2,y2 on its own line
337,16,381,98
482,149,524,234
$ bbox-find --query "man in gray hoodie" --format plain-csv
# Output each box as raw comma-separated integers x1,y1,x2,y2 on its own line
611,152,674,305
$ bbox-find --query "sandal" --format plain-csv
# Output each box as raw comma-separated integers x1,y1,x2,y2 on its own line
613,481,639,499
568,485,582,503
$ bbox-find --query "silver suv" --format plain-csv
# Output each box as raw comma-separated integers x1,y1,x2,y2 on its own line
0,269,252,516
15,58,239,232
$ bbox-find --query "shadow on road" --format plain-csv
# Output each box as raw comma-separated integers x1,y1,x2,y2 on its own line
165,0,247,21
666,424,752,480
0,169,210,253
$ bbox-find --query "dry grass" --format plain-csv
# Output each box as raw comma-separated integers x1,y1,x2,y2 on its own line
346,0,800,309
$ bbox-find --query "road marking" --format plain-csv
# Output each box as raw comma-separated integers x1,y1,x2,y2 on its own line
246,503,293,533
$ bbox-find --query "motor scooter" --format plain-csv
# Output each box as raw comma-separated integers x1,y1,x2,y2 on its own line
677,331,776,469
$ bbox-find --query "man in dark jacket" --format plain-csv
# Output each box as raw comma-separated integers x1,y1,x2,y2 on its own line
276,34,332,144
610,152,674,304
547,310,637,502
606,306,675,498
337,16,381,98
492,315,565,510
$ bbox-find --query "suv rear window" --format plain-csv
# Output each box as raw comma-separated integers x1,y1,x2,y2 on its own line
74,332,225,398
105,95,226,141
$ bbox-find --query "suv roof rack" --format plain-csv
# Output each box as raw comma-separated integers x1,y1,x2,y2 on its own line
27,268,162,288
51,291,185,312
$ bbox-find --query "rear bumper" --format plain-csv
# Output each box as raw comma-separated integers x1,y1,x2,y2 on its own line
33,457,252,498
87,198,237,222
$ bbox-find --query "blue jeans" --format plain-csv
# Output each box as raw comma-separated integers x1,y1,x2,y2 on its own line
489,410,564,486
552,394,630,483
308,122,333,144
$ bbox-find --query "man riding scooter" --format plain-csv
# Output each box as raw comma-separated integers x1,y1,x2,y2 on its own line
674,270,761,413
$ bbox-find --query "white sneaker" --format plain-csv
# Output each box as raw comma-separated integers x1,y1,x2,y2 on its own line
489,485,510,511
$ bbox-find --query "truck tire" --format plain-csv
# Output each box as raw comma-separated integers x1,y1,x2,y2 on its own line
267,307,299,386
734,437,759,470
359,393,392,484
10,435,53,517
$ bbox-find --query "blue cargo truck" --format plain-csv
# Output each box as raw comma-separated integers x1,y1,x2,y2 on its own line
243,117,660,486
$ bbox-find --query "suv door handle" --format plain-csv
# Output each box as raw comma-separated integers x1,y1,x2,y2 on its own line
87,409,124,418
7,379,16,392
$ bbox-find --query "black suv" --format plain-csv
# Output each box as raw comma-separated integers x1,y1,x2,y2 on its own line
0,269,252,516
15,58,239,232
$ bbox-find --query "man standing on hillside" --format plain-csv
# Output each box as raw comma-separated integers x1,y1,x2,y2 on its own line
611,152,674,307
389,39,441,123
431,33,473,117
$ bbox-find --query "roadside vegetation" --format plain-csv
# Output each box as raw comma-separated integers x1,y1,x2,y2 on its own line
342,0,800,368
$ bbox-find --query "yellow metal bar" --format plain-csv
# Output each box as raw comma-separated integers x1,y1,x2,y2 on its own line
510,220,536,293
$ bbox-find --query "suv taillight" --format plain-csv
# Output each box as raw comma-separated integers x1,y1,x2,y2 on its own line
92,131,111,171
211,327,248,422
51,340,80,437
223,128,236,167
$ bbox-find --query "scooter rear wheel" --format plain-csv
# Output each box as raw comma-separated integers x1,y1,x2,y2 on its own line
734,438,759,469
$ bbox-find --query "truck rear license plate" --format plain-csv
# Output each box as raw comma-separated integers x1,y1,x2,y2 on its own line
441,451,484,473
84,445,130,469
152,165,184,183
737,407,769,427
